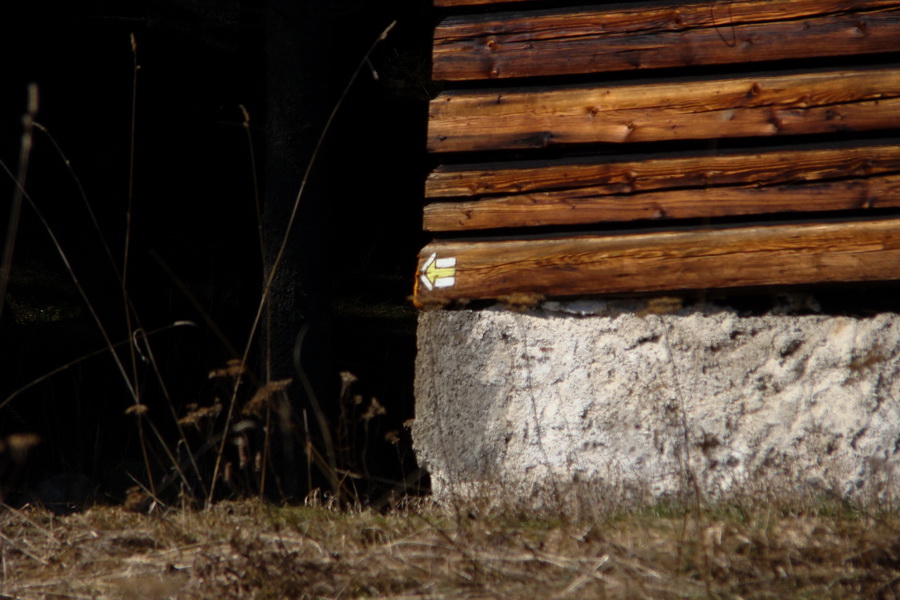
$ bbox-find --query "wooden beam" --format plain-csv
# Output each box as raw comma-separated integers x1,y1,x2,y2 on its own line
423,145,900,230
428,69,900,153
424,174,900,231
414,219,900,302
426,144,900,198
434,1,900,81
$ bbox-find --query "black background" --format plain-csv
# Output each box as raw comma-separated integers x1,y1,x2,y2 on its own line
0,0,434,504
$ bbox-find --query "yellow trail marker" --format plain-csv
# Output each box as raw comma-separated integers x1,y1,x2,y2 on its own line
419,253,457,291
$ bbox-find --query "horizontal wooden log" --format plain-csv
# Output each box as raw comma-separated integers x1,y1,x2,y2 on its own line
434,1,900,81
424,173,900,230
414,218,900,302
426,144,900,198
428,69,900,152
424,144,900,230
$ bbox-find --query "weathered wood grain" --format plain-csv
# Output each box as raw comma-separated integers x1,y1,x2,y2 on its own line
424,144,900,230
428,69,900,152
424,173,900,230
414,219,900,301
426,144,900,198
434,1,900,80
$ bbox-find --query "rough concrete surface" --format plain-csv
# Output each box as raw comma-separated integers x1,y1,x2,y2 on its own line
413,302,900,506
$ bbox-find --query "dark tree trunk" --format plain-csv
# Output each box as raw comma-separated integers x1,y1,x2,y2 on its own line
263,1,346,497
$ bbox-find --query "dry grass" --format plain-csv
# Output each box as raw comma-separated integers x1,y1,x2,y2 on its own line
1,497,899,599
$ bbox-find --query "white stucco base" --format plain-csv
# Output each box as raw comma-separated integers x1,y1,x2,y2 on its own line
413,301,900,507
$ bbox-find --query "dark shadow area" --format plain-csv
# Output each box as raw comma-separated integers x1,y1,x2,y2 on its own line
0,0,432,509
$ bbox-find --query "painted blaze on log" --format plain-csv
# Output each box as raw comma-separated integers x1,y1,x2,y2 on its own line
415,0,900,305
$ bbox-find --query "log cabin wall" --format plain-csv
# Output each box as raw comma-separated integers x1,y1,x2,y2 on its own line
414,0,900,305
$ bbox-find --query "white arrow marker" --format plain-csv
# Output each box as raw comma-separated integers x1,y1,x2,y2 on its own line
420,253,457,291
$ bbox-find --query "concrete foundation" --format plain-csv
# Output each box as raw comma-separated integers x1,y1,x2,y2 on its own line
413,301,900,506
